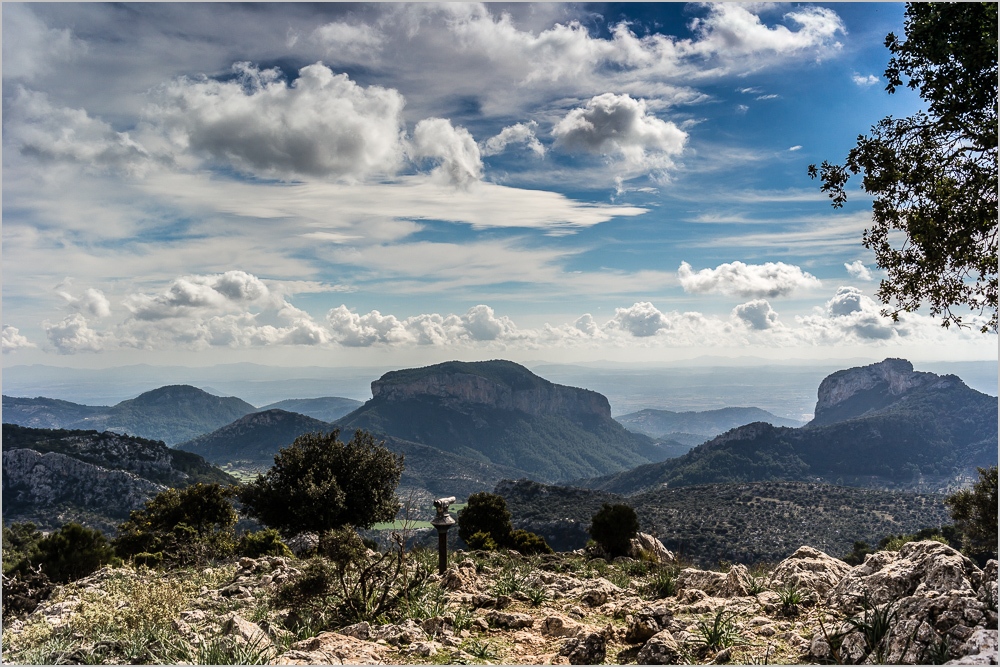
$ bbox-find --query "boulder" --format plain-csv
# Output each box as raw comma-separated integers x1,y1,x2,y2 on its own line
677,568,727,597
441,560,481,592
486,610,535,629
722,564,751,597
273,632,388,664
630,533,675,564
559,631,606,665
828,541,983,609
541,614,582,638
636,630,683,665
946,627,999,665
370,619,425,646
580,578,624,607
220,613,271,650
769,546,852,597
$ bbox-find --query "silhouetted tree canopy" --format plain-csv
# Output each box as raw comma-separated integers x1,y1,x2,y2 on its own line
810,2,997,332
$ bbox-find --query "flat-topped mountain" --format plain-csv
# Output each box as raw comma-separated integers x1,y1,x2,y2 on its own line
337,360,668,482
582,358,997,495
810,358,949,426
3,385,256,445
370,360,612,420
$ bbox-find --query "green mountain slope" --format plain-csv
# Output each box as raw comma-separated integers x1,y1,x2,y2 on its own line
177,409,334,465
335,360,667,482
258,397,362,422
103,385,256,445
581,359,997,495
2,396,108,429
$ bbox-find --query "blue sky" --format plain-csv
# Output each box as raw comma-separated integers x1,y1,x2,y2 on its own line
2,2,995,368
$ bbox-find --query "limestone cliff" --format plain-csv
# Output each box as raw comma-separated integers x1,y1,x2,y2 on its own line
810,358,958,426
370,360,611,421
2,448,166,532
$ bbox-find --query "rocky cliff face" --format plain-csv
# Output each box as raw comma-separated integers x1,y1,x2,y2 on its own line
810,358,952,426
2,449,165,531
371,368,611,421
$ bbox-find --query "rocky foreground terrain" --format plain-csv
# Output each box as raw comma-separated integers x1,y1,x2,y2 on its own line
2,539,996,665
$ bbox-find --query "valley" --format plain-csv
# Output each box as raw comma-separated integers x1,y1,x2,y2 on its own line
3,357,996,563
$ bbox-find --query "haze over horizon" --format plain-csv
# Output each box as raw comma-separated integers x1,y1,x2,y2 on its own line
3,3,996,371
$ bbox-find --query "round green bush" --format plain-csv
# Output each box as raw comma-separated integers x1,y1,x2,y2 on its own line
238,529,293,558
588,503,640,559
510,529,553,555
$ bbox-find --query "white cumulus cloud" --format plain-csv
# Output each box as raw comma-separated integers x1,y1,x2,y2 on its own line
552,93,687,174
845,260,874,281
852,72,879,87
124,270,276,321
6,88,156,175
797,286,898,341
410,118,484,188
481,122,545,157
149,62,407,180
733,299,780,330
57,286,112,318
607,301,671,337
43,314,107,353
2,325,36,353
678,261,821,298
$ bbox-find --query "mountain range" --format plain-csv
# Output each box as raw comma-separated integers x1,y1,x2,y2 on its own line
2,387,361,446
582,359,997,495
616,406,803,452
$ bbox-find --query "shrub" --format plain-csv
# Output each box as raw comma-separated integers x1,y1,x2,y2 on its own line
510,529,553,555
945,466,998,564
2,522,44,575
238,529,293,558
113,483,238,565
457,492,513,548
588,503,640,559
1,566,53,617
239,430,403,537
465,531,498,551
28,523,118,583
695,610,743,651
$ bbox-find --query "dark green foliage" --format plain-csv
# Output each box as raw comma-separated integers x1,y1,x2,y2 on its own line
239,429,403,537
510,529,553,555
277,530,427,627
695,610,744,651
132,552,164,568
177,409,335,466
1,565,53,617
589,503,639,559
644,565,679,599
945,465,998,563
810,3,997,332
30,523,117,583
842,540,874,566
501,479,953,567
465,531,498,551
113,483,238,565
458,492,514,548
2,522,44,575
238,529,293,558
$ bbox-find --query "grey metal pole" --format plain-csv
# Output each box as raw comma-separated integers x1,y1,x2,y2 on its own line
430,496,457,576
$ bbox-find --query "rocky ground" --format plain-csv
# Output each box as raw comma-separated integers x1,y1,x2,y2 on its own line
2,538,996,665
